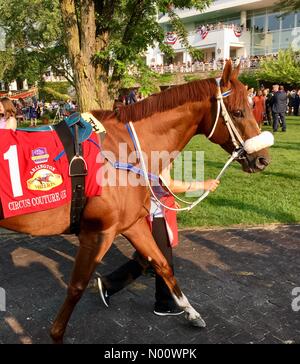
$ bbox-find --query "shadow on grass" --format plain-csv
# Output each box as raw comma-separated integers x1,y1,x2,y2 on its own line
271,142,300,152
263,170,299,180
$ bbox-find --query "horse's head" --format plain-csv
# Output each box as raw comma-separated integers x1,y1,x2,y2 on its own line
205,60,272,173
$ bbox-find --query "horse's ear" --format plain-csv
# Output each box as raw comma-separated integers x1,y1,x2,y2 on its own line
232,62,241,80
221,60,233,86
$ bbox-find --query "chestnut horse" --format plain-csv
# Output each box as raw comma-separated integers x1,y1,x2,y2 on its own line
0,62,270,343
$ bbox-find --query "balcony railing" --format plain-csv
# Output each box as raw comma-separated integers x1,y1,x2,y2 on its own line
150,58,261,74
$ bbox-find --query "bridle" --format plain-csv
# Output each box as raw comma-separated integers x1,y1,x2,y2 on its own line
208,77,245,151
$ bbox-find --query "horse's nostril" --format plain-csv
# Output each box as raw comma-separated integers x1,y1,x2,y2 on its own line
259,157,269,166
256,157,269,169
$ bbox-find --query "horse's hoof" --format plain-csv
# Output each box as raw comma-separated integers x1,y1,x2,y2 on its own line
190,316,206,328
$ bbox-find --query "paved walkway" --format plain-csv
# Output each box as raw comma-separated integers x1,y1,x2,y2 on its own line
0,224,299,344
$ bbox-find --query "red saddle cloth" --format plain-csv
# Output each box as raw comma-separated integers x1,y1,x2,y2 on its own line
0,130,102,218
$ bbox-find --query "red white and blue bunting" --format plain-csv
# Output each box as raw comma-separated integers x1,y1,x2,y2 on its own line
164,32,178,45
196,26,209,40
233,28,243,37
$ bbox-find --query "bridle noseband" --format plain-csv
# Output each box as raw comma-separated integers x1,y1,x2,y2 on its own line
208,77,245,151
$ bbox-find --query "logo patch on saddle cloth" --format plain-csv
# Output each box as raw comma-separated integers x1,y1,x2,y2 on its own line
0,130,102,218
27,169,63,191
31,147,49,164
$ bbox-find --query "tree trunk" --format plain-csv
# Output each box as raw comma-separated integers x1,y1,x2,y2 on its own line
60,0,102,111
95,31,114,110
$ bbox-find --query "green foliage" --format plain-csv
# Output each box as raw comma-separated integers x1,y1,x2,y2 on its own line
238,70,259,89
0,0,211,99
39,85,70,102
0,50,14,80
207,70,220,78
257,49,300,87
0,0,70,85
94,0,211,95
41,82,71,95
184,74,203,82
274,0,300,12
159,73,176,85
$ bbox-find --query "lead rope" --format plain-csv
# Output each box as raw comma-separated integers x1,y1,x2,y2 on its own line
128,121,243,212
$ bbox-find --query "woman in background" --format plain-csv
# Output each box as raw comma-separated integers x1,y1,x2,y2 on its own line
0,97,17,130
252,89,266,129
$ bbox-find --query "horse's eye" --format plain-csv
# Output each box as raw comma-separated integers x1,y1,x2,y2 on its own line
233,110,242,118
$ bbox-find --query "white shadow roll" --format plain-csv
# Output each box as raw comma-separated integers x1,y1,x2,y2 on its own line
243,131,274,154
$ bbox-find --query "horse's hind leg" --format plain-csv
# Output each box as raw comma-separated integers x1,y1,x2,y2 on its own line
50,228,115,344
123,218,206,328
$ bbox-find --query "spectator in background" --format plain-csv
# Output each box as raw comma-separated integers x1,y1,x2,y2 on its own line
272,85,287,132
127,89,137,104
252,89,266,129
15,99,25,125
265,88,274,126
247,88,254,109
29,101,38,127
65,99,75,115
293,90,300,116
287,91,295,116
0,97,17,130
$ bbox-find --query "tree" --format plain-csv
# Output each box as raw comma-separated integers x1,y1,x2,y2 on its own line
0,0,73,86
275,0,300,12
257,48,300,87
238,70,259,90
59,0,212,111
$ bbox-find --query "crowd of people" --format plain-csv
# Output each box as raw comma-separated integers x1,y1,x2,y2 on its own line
196,21,245,33
150,55,273,74
7,98,77,127
1,75,297,137
247,85,300,132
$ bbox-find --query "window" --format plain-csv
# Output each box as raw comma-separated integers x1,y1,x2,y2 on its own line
281,29,294,49
246,18,252,30
267,13,280,32
281,13,295,30
296,13,300,27
253,15,265,32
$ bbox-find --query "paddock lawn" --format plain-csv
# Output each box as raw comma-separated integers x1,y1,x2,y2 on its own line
177,116,300,228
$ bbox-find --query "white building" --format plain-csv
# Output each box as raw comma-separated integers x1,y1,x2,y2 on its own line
147,0,299,65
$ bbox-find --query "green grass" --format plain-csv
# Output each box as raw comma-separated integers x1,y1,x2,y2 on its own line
177,116,300,228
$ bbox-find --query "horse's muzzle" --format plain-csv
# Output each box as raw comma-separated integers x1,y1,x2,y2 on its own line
240,154,270,173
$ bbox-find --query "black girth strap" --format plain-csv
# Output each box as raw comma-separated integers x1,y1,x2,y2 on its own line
54,120,87,235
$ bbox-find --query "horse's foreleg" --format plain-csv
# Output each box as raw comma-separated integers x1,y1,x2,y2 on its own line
50,228,115,344
123,218,206,328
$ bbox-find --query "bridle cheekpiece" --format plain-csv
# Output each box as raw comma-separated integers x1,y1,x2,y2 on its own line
207,77,245,150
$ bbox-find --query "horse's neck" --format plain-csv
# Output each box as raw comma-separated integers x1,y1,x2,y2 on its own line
134,101,206,154
103,100,208,173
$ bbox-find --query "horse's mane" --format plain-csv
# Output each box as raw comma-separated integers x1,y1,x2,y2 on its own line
92,77,246,123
